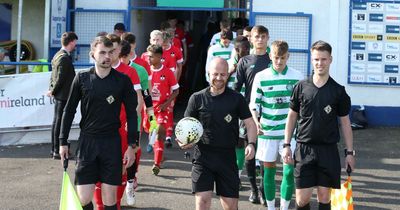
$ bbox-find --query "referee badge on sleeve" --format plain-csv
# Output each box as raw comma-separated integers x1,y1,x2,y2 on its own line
106,95,115,104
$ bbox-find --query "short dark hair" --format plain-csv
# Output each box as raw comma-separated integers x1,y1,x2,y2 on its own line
244,26,253,32
61,32,78,47
160,21,172,31
234,35,250,50
119,40,131,58
90,36,113,52
311,40,332,54
221,30,233,41
147,44,163,55
251,25,269,35
270,40,289,56
121,32,136,45
114,23,126,31
106,33,121,44
220,19,231,29
96,31,108,36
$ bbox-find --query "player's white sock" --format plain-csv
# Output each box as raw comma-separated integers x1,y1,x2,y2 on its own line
280,198,290,210
238,170,242,177
267,199,275,210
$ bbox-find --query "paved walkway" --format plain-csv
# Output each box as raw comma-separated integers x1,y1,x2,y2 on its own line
0,126,399,209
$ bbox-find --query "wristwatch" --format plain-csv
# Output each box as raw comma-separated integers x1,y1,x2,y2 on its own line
344,149,355,157
283,143,291,148
248,142,256,148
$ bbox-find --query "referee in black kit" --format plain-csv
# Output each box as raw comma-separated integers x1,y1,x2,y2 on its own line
59,36,138,210
283,41,355,210
182,57,257,210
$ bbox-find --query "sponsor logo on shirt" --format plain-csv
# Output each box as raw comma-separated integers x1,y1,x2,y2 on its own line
171,52,175,57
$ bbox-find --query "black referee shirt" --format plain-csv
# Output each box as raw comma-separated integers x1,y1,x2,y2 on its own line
184,87,252,149
290,77,351,144
234,53,271,104
59,67,138,145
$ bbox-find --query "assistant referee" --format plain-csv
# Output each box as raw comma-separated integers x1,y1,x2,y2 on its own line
283,41,355,210
59,36,138,210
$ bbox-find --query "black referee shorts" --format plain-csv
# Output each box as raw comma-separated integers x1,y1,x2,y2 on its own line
294,143,341,189
75,133,122,186
191,145,239,198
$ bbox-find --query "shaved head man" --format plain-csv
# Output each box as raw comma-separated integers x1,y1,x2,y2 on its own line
182,57,258,210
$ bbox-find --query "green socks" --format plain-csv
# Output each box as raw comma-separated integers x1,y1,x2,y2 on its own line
235,147,245,170
281,164,295,201
263,166,277,201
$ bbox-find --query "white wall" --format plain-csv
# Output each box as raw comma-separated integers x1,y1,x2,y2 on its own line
252,0,400,107
0,0,45,59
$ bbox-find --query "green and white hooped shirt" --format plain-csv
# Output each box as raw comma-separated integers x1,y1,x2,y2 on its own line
205,42,234,82
249,66,304,140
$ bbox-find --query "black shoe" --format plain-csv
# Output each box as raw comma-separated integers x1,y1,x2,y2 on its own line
53,152,61,160
249,191,260,204
165,138,173,148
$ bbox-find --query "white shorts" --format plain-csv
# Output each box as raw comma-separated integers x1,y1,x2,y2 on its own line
255,139,296,162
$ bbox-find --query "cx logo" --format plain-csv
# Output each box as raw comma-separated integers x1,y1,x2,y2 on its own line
371,3,382,8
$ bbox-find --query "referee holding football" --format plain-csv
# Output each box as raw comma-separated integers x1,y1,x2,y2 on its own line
59,36,138,210
283,41,355,210
183,57,257,210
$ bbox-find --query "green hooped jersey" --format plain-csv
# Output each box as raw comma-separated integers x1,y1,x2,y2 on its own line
249,66,303,140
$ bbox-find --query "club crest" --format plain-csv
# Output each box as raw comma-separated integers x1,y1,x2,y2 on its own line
324,105,332,114
224,114,232,123
106,95,115,104
286,84,294,91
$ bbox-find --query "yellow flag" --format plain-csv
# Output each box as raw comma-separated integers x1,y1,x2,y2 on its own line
331,176,354,210
59,171,83,210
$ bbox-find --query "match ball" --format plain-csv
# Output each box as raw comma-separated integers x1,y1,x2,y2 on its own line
175,117,203,146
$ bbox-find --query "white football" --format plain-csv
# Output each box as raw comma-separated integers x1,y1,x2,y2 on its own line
175,117,203,146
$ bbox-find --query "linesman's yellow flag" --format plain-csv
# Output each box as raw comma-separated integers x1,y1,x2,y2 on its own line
331,174,354,210
59,170,82,210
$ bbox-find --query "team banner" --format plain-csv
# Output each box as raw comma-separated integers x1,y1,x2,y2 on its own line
0,72,81,128
349,0,400,86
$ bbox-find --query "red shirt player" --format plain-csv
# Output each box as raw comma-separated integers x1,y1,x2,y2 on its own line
148,44,179,176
